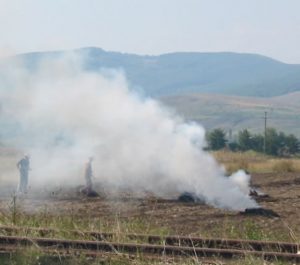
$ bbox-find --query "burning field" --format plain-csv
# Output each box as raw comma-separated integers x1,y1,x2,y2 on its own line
0,170,299,238
0,54,259,211
0,166,300,264
0,54,300,264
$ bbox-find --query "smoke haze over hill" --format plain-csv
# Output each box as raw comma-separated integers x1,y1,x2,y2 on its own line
2,48,300,98
0,53,257,210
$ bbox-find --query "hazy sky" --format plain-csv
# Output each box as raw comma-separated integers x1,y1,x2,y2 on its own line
0,0,300,63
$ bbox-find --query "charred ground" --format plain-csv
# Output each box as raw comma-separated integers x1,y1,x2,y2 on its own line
0,172,299,242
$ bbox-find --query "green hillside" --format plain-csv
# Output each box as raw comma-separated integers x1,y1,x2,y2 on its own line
2,47,300,97
1,48,300,137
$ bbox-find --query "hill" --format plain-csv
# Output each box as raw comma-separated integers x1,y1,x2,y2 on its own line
160,92,300,137
2,47,300,97
1,48,300,137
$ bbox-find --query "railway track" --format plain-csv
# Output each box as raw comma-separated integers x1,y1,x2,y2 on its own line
0,226,299,262
1,225,298,253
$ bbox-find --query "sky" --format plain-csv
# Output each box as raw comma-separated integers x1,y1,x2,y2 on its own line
0,0,300,63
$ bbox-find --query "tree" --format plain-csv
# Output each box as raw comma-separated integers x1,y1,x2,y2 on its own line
251,134,264,152
285,134,300,155
277,131,288,156
265,128,279,155
228,142,239,151
265,129,299,156
276,133,300,156
207,128,227,150
238,129,252,151
226,128,299,156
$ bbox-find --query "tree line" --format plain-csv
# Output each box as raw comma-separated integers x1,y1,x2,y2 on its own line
206,128,300,156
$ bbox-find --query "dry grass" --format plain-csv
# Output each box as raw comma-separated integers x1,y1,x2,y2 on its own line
0,198,296,264
271,159,296,173
0,193,298,265
213,150,300,174
0,148,299,264
1,250,287,265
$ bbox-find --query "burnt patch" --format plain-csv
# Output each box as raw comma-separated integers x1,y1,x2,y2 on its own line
178,192,205,204
80,187,99,197
249,189,271,202
240,208,280,218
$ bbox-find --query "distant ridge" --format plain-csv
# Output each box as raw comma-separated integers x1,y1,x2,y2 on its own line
2,47,300,98
161,92,300,137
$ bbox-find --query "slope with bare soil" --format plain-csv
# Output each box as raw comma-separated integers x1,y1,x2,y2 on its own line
161,92,300,136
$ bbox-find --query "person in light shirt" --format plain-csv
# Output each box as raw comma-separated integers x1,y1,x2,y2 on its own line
17,154,30,193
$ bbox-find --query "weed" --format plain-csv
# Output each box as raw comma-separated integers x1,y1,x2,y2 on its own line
8,194,21,225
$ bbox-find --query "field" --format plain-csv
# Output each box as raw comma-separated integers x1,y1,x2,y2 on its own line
0,150,300,264
161,92,300,137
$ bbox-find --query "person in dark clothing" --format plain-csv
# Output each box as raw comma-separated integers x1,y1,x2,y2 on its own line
17,154,30,193
84,157,94,192
81,157,99,197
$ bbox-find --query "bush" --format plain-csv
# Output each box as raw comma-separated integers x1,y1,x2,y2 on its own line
206,128,227,150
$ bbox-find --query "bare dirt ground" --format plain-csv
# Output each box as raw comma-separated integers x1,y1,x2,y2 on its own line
0,171,300,243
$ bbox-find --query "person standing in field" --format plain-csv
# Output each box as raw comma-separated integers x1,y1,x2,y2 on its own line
17,154,30,193
85,157,94,192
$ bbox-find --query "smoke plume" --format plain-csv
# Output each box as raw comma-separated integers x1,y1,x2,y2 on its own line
0,53,257,210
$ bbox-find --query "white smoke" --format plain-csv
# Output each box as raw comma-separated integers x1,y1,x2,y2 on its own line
0,53,257,210
229,170,252,195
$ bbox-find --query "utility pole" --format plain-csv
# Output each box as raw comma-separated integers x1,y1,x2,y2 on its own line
263,111,267,154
